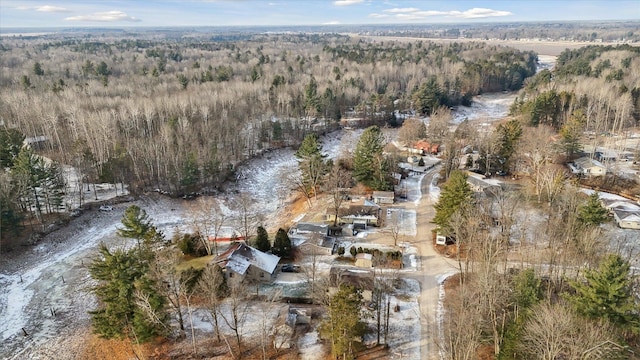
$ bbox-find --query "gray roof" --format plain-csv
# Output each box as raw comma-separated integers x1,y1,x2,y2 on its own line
214,243,280,275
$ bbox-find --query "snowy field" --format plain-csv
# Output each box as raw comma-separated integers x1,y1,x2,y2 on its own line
452,92,518,125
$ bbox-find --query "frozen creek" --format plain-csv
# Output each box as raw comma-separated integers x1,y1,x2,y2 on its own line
0,85,524,359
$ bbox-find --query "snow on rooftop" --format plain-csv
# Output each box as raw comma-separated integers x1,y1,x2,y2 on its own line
250,247,280,274
216,243,280,275
581,189,628,201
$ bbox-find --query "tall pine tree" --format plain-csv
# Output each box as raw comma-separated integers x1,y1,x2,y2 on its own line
272,228,291,258
295,134,328,201
577,192,608,226
320,284,366,359
433,170,473,235
254,226,270,252
353,126,391,190
89,243,167,342
565,254,639,334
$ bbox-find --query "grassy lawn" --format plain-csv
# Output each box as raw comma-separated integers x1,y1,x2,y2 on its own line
175,255,215,272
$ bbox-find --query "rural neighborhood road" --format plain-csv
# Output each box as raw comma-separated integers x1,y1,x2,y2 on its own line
408,166,459,360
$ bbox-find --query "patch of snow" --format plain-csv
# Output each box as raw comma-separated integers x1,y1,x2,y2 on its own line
429,173,441,202
452,92,517,125
581,188,629,201
299,330,326,360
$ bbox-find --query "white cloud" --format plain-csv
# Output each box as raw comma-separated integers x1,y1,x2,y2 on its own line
373,6,512,20
323,21,341,25
15,5,71,13
455,8,512,19
383,7,419,13
37,5,71,13
65,10,141,22
369,13,390,18
334,0,364,6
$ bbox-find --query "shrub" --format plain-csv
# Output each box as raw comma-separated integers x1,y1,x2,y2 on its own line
337,246,345,256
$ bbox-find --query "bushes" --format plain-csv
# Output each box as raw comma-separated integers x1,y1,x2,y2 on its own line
346,246,402,266
175,232,208,257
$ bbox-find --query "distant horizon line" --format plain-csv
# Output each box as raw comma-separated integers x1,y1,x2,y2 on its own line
2,19,639,32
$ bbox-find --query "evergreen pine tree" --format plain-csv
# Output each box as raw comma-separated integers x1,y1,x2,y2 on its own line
433,170,473,235
565,254,640,333
33,61,44,76
577,192,608,226
496,119,523,172
320,284,366,359
272,228,292,258
0,128,25,168
353,126,391,190
180,152,200,194
295,134,327,199
89,243,166,342
117,205,160,246
254,226,270,252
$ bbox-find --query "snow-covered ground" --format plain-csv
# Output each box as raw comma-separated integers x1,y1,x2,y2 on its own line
0,57,562,359
0,195,189,359
536,55,556,73
452,92,518,125
0,126,373,359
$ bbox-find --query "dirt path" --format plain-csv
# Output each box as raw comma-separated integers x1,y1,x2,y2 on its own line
406,166,459,360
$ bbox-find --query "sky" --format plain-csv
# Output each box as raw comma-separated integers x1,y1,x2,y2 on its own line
1,0,639,29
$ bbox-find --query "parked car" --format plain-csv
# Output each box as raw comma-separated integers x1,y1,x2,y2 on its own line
99,205,114,211
281,264,300,273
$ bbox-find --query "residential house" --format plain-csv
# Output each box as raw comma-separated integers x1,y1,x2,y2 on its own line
212,242,280,284
290,222,329,237
372,191,395,205
23,135,49,150
325,198,381,229
613,210,640,230
600,198,640,230
571,157,607,176
413,139,440,155
297,236,337,256
595,151,617,163
466,172,501,196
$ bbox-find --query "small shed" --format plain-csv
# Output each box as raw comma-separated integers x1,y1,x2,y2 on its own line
372,191,395,205
355,253,373,268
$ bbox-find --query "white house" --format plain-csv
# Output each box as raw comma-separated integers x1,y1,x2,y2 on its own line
572,157,607,176
613,210,640,230
372,191,395,204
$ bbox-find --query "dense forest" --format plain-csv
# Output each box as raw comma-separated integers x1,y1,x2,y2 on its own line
0,32,537,238
372,20,640,43
511,44,640,157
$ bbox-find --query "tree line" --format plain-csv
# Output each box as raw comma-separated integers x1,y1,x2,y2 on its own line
0,33,536,194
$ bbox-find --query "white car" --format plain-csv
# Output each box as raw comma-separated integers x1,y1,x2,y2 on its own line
99,205,114,211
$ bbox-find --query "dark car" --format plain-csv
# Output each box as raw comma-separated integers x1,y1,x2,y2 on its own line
281,264,300,273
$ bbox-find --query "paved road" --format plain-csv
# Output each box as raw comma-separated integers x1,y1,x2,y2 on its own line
404,166,459,360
